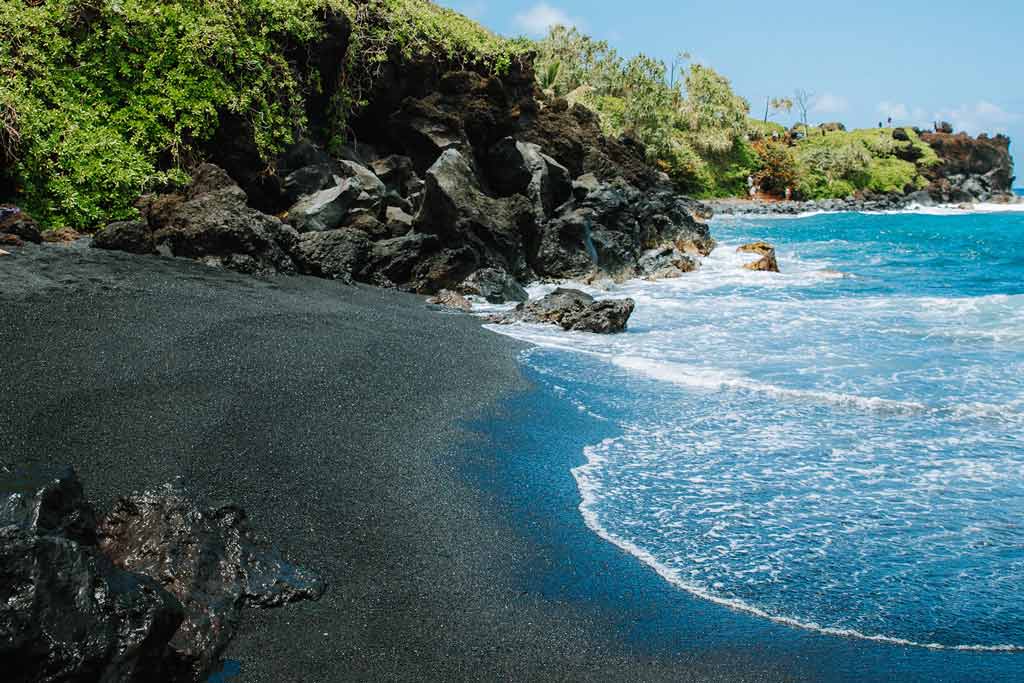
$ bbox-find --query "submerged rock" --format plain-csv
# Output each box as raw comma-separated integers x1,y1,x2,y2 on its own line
738,241,780,272
492,288,635,333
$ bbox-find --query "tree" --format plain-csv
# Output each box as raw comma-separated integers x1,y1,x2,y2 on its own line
763,96,793,123
794,89,814,137
677,64,750,153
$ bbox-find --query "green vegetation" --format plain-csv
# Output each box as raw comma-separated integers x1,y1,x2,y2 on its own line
792,127,939,199
0,0,951,229
0,0,528,229
534,26,754,198
534,25,941,201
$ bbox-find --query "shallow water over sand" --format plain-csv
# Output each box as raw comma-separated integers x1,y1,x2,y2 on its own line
486,208,1024,651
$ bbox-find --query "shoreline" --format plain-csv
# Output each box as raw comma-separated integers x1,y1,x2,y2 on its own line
4,242,1024,680
0,242,790,680
482,343,1024,683
708,193,1024,217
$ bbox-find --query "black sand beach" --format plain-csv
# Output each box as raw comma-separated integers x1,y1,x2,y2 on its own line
0,243,797,681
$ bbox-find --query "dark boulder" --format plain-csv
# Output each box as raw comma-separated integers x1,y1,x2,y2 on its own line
485,137,572,218
492,288,635,333
529,177,712,281
281,163,336,206
638,246,699,280
389,97,473,175
0,467,185,683
98,481,326,683
0,205,42,244
371,155,418,197
335,160,388,217
415,149,536,279
384,206,415,236
97,164,298,276
458,267,529,303
92,221,154,254
291,228,372,281
362,232,441,289
287,181,362,232
150,166,298,275
892,127,910,142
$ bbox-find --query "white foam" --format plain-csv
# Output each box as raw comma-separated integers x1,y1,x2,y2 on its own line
611,356,928,414
572,448,1024,652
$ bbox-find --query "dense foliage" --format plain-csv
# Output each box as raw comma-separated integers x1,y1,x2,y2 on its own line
0,1,956,229
0,0,528,229
535,26,753,197
793,128,938,199
534,25,942,201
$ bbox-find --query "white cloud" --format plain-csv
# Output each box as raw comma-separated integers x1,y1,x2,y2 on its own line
933,101,1019,135
877,101,908,120
811,93,848,116
514,3,577,36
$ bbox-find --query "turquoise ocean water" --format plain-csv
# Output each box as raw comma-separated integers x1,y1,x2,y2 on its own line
483,201,1024,656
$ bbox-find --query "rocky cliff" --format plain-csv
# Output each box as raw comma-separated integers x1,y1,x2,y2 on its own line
920,132,1015,203
82,29,712,301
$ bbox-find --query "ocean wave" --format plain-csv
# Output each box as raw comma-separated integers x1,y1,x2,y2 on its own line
611,356,928,414
571,457,1024,652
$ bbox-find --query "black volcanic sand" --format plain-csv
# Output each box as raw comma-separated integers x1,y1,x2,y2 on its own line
0,241,805,681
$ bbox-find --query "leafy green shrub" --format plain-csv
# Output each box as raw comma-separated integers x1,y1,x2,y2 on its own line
1,0,530,229
1,0,353,228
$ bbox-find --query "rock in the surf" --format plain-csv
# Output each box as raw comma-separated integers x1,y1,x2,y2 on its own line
492,287,634,333
737,241,780,273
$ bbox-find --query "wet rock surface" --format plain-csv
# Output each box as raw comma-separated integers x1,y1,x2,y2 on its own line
100,482,326,682
0,466,183,683
738,241,780,273
0,466,324,683
458,267,529,304
491,287,635,333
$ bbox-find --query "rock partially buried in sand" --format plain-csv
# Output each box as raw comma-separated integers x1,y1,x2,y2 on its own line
737,241,780,273
0,466,325,683
426,289,472,311
491,288,635,334
99,480,326,682
0,466,185,682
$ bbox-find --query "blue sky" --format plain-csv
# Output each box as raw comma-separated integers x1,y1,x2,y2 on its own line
440,0,1021,184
